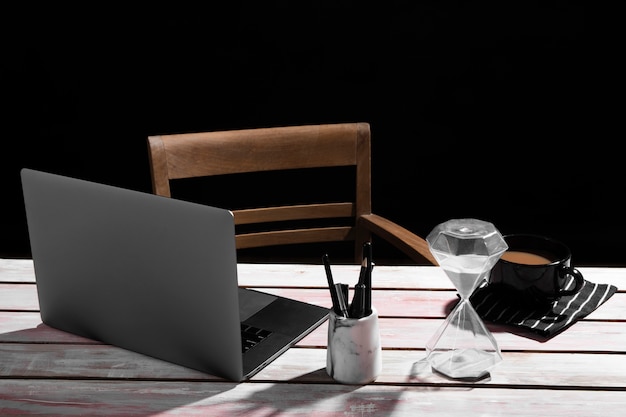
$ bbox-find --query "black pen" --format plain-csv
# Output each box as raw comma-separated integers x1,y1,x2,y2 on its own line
349,282,366,319
349,256,368,318
323,254,343,316
364,242,373,316
356,252,367,287
335,283,350,317
339,283,349,308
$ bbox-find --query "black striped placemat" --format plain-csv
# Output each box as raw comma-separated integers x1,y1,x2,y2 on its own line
470,278,618,337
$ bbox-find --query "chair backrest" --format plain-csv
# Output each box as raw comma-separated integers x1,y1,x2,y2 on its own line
147,123,373,263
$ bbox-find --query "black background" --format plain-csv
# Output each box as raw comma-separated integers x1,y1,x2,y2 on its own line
2,2,623,265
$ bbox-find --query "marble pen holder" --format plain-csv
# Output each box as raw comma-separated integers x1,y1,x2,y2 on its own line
326,307,382,384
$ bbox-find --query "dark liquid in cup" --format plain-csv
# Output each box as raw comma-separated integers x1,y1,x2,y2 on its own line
500,250,552,265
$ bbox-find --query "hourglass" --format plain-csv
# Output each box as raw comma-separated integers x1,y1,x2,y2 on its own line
425,218,508,380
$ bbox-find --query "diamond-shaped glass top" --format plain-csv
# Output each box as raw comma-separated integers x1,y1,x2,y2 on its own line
427,218,507,259
427,219,508,296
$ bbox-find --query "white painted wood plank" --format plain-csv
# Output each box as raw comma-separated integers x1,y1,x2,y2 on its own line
2,314,626,352
2,343,625,388
0,379,624,416
3,283,624,321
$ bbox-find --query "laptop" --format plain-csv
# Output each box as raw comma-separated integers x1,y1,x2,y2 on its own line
20,168,330,382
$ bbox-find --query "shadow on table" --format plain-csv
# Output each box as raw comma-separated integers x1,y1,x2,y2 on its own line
234,369,406,416
0,323,406,416
0,323,239,416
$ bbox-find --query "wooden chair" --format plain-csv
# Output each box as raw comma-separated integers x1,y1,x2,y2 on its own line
147,122,437,265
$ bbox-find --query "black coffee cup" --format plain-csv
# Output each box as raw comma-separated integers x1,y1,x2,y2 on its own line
488,234,585,305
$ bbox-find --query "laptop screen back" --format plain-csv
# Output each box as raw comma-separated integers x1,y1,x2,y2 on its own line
21,168,245,380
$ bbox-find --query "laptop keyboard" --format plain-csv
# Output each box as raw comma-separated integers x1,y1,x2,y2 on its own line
241,323,272,353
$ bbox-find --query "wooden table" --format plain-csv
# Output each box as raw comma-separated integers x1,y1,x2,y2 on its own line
1,258,625,416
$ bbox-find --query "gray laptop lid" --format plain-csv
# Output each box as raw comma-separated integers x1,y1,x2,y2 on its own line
21,168,251,381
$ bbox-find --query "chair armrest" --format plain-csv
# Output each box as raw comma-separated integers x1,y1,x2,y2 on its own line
359,214,438,265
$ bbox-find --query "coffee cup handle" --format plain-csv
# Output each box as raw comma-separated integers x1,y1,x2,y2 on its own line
557,266,585,297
